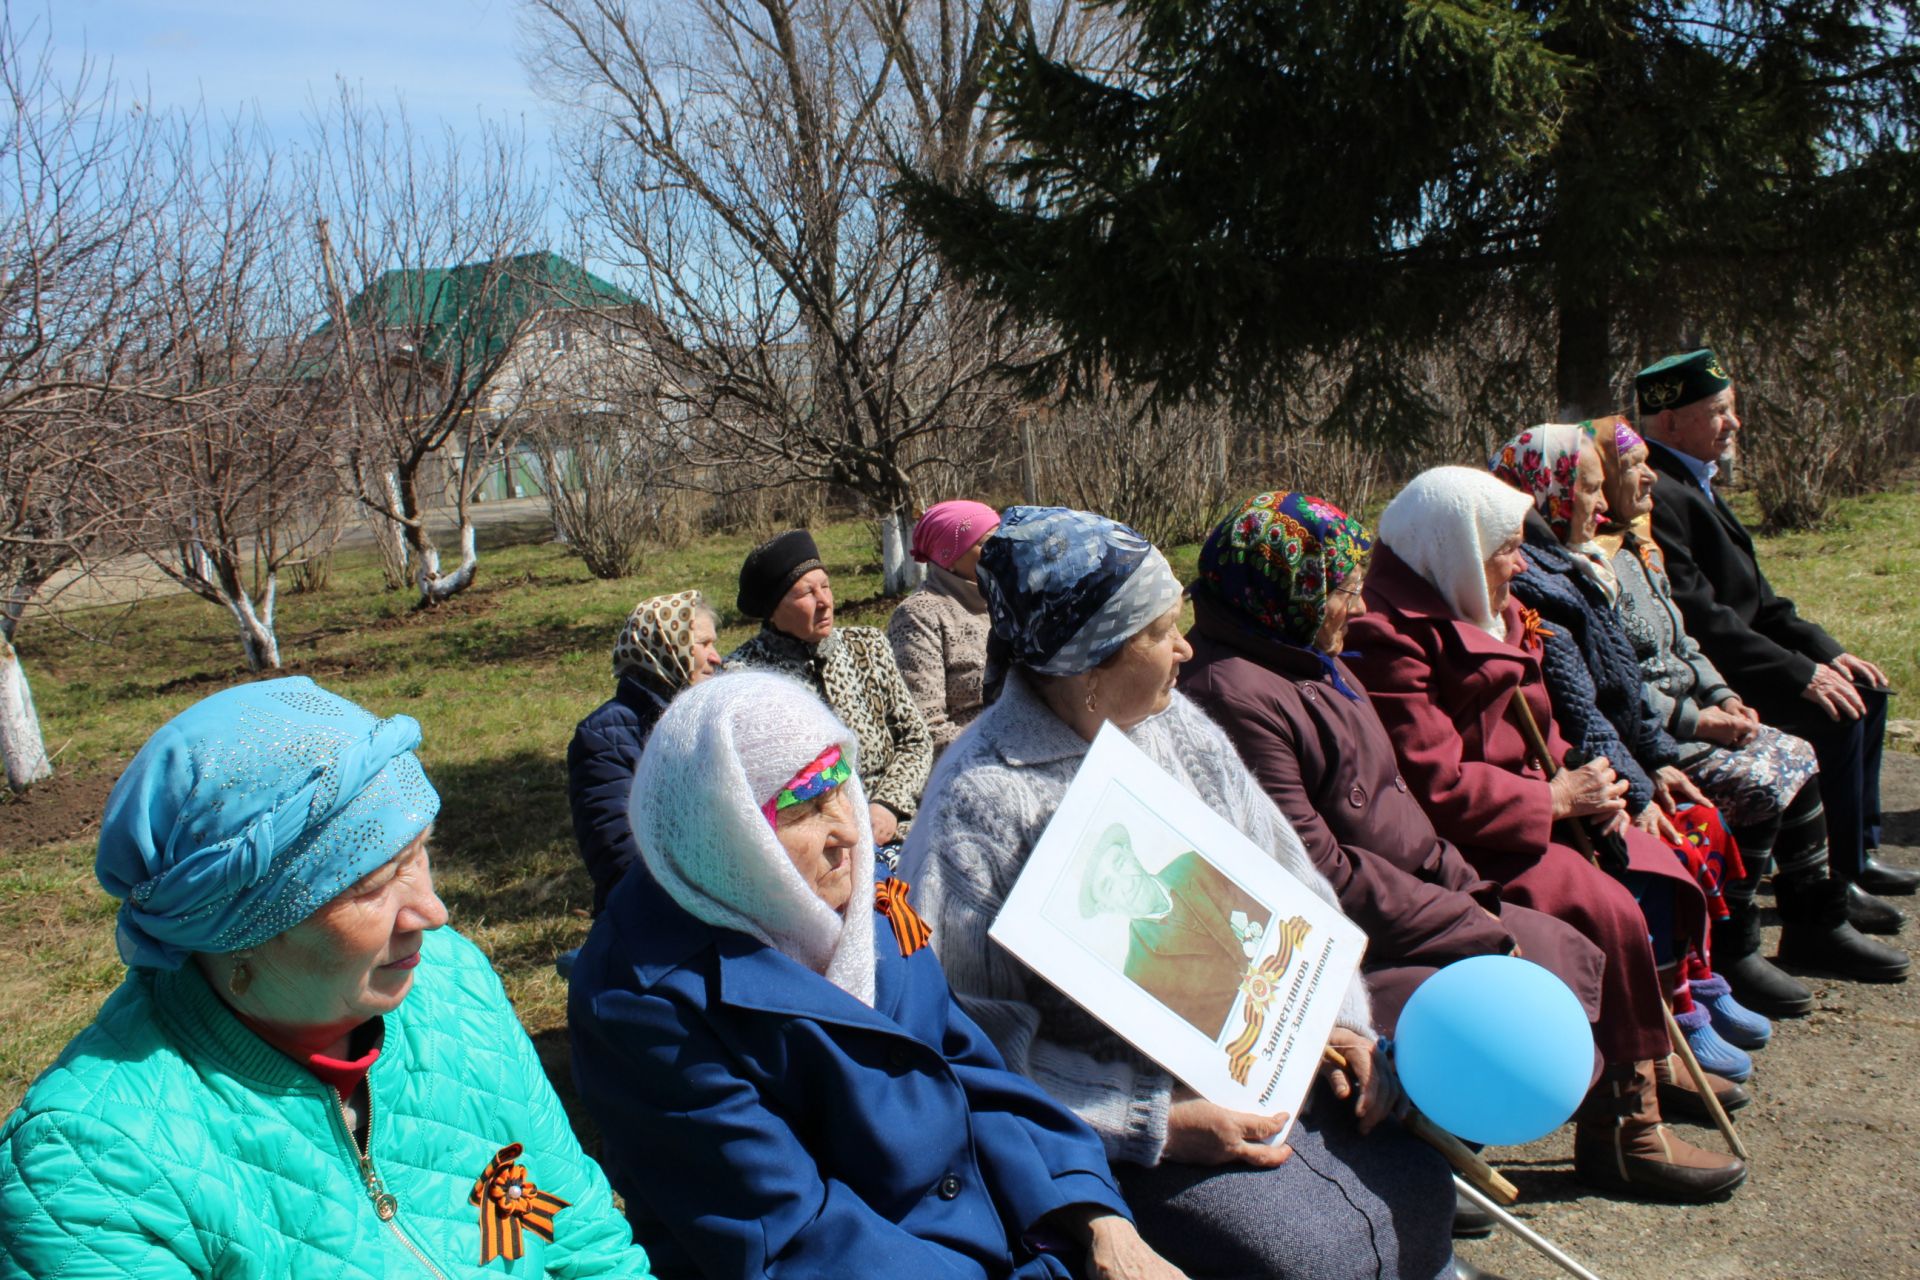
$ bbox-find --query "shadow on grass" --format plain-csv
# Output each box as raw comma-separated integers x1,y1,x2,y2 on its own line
428,749,594,925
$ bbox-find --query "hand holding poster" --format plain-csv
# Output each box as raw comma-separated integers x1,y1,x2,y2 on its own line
989,723,1367,1140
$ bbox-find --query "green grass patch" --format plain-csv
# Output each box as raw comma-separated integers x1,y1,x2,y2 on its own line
2,485,1914,1113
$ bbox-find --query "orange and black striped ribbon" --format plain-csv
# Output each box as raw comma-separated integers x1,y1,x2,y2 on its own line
1224,917,1313,1084
1519,607,1555,652
875,876,932,958
470,1142,570,1265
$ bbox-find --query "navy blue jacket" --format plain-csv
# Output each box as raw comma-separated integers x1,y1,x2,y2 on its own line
569,867,1128,1280
1511,515,1682,813
567,676,668,915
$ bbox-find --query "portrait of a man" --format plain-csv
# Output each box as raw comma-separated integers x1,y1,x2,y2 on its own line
1077,822,1271,1038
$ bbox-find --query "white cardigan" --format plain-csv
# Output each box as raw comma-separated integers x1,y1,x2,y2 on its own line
901,671,1373,1168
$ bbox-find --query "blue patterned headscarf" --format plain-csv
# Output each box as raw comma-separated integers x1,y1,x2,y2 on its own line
976,506,1184,676
95,677,441,969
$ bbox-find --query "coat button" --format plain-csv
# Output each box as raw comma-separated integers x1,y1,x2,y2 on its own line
1394,775,1408,793
1348,784,1366,808
936,1173,962,1200
1301,684,1318,701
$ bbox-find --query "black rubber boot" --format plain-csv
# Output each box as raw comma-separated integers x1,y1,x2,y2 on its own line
1712,901,1813,1017
1778,877,1912,982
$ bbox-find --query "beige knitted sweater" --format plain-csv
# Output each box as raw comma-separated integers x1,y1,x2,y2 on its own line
885,564,991,755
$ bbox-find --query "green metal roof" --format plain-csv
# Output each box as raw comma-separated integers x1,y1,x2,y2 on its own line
316,252,637,376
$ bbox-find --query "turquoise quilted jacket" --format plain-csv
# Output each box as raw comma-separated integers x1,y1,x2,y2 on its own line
0,928,650,1279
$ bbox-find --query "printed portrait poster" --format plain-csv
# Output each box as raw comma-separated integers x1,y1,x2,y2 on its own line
989,724,1367,1140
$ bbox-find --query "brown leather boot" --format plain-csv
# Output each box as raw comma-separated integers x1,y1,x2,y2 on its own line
1653,1052,1751,1122
1572,1061,1747,1202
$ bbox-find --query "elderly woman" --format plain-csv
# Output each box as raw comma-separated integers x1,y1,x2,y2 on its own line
1488,424,1763,1081
888,500,1000,754
1343,469,1746,1203
902,506,1458,1280
568,670,1182,1280
729,528,933,850
1177,491,1605,1036
570,589,723,914
0,677,650,1279
1598,425,1909,1006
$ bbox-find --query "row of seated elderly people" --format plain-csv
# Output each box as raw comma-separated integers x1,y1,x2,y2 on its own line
0,348,1907,1280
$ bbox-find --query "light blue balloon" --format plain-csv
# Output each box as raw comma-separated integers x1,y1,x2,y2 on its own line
1394,955,1594,1146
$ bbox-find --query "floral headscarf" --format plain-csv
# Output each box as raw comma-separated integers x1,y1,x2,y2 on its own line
613,590,711,691
976,505,1182,677
1490,424,1591,541
1193,493,1373,696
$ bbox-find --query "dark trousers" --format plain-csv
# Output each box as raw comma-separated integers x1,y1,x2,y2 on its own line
1752,686,1886,881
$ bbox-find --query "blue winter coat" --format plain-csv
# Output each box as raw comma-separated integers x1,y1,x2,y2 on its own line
568,866,1130,1280
1511,515,1683,813
567,676,668,914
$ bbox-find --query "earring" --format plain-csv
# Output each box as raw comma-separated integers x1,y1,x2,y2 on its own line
228,954,253,998
1084,678,1100,714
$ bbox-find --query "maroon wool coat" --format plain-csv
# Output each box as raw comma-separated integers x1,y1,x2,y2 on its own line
1342,545,1701,1064
1179,601,1605,1036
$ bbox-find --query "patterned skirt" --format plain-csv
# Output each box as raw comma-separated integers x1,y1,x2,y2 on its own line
1681,724,1819,831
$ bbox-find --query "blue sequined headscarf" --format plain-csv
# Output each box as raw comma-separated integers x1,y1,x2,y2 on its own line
95,677,441,969
977,506,1184,676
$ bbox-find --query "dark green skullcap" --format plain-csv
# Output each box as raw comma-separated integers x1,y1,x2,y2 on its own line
1635,349,1732,415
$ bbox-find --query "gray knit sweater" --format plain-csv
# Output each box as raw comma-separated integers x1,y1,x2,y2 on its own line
902,672,1373,1169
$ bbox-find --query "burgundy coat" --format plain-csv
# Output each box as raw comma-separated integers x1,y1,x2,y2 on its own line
1343,545,1699,1064
1179,601,1605,1035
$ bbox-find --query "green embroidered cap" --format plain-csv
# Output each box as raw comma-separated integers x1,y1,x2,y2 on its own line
1635,349,1732,415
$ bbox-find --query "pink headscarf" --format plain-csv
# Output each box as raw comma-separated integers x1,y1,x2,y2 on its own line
910,500,1000,570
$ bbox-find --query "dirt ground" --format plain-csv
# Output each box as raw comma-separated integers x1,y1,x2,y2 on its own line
1456,749,1920,1280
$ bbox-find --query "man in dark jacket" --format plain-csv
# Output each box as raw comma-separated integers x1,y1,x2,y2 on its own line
1637,349,1918,926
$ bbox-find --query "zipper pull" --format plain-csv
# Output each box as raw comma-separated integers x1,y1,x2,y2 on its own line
360,1155,400,1221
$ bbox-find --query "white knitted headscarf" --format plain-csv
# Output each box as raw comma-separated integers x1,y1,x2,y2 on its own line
629,670,878,1005
1376,465,1535,641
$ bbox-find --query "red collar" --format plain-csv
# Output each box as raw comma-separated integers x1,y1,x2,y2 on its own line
238,1014,384,1100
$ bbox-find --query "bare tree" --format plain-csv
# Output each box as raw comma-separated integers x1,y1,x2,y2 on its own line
129,115,341,671
0,12,166,788
306,85,547,606
524,0,1119,594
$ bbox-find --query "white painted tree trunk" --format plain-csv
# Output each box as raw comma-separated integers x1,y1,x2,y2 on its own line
179,543,283,673
878,508,923,596
373,472,411,590
0,631,54,791
416,519,478,605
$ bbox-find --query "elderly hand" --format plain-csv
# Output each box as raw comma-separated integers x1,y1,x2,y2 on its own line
1632,802,1684,845
1803,664,1866,721
1653,765,1711,812
1695,706,1755,747
1074,1213,1191,1280
1722,696,1763,726
1164,1090,1292,1167
1323,1026,1401,1135
1550,756,1630,822
1834,653,1889,690
868,803,898,846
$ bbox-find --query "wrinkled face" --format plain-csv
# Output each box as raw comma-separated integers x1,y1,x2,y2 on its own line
687,612,722,683
1566,446,1608,545
1483,525,1528,617
1097,605,1194,729
1662,388,1740,464
231,832,448,1031
1315,564,1369,654
774,783,861,913
769,569,834,643
1605,444,1656,520
1084,837,1162,918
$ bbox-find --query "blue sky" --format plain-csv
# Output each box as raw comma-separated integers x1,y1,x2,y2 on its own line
42,0,553,153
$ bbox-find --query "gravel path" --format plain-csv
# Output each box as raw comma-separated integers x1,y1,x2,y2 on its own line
1457,750,1920,1280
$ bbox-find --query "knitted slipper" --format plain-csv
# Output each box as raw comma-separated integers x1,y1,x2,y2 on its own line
1692,974,1771,1050
1673,1004,1753,1082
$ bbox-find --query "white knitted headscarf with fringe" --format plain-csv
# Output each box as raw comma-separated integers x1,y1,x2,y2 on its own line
1377,465,1536,641
629,670,878,1005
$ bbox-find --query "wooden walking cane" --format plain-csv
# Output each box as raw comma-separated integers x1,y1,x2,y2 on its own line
1322,1047,1518,1205
1506,693,1749,1161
